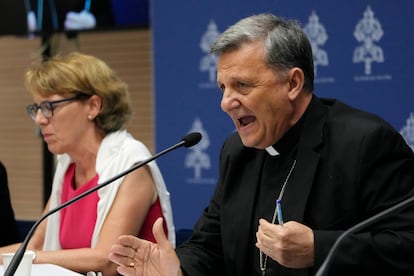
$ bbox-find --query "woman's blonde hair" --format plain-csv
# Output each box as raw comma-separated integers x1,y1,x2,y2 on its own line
25,51,133,133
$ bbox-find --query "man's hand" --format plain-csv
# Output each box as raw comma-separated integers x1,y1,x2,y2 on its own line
256,219,314,268
109,218,182,276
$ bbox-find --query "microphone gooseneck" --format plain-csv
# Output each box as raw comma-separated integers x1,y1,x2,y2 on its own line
4,132,202,276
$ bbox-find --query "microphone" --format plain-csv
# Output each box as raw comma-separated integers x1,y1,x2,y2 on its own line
315,195,414,276
4,132,202,276
181,132,202,148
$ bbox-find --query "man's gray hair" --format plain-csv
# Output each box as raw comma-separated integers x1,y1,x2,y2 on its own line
211,13,314,92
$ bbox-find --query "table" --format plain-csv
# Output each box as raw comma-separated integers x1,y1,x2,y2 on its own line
0,263,83,275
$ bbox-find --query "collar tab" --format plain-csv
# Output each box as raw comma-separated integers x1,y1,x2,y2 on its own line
265,146,279,156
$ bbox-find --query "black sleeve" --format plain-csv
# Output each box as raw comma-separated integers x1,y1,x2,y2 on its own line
313,124,414,275
0,161,19,246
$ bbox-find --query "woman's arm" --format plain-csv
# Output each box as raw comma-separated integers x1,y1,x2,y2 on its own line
29,165,156,276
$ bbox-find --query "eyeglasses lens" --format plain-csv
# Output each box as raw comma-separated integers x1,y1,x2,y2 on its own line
40,102,53,118
26,102,53,120
26,105,38,120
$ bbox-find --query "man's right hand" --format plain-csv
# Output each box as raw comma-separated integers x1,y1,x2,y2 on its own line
109,218,182,276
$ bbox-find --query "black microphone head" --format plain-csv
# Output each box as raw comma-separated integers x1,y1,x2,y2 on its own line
182,132,202,148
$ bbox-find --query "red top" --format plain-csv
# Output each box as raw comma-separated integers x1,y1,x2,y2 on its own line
60,163,99,249
59,163,168,248
138,197,168,242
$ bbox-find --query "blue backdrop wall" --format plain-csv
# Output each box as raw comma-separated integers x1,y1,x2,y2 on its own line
151,0,414,230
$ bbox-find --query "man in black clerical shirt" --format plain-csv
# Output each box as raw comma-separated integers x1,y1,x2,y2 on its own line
109,13,414,276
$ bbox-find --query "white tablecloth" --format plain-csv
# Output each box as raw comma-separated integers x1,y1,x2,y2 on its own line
0,263,83,275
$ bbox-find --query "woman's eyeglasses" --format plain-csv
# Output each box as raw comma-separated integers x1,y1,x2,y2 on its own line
26,95,87,120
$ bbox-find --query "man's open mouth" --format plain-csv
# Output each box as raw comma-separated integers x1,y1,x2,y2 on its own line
238,116,255,127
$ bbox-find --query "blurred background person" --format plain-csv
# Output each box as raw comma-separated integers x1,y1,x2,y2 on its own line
0,161,19,247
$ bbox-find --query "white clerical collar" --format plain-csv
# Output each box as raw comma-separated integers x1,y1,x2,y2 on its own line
265,145,279,156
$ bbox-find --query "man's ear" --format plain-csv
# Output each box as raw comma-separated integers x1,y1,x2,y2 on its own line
287,67,305,101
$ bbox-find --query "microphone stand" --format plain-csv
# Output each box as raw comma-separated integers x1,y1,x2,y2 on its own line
315,195,414,276
4,132,201,276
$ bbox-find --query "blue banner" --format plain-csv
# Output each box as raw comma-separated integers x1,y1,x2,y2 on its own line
152,0,414,230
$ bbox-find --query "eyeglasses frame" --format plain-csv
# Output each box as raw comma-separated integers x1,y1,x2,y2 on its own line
26,94,89,120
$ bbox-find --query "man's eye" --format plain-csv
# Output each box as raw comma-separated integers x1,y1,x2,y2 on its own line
237,82,249,89
218,84,225,92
